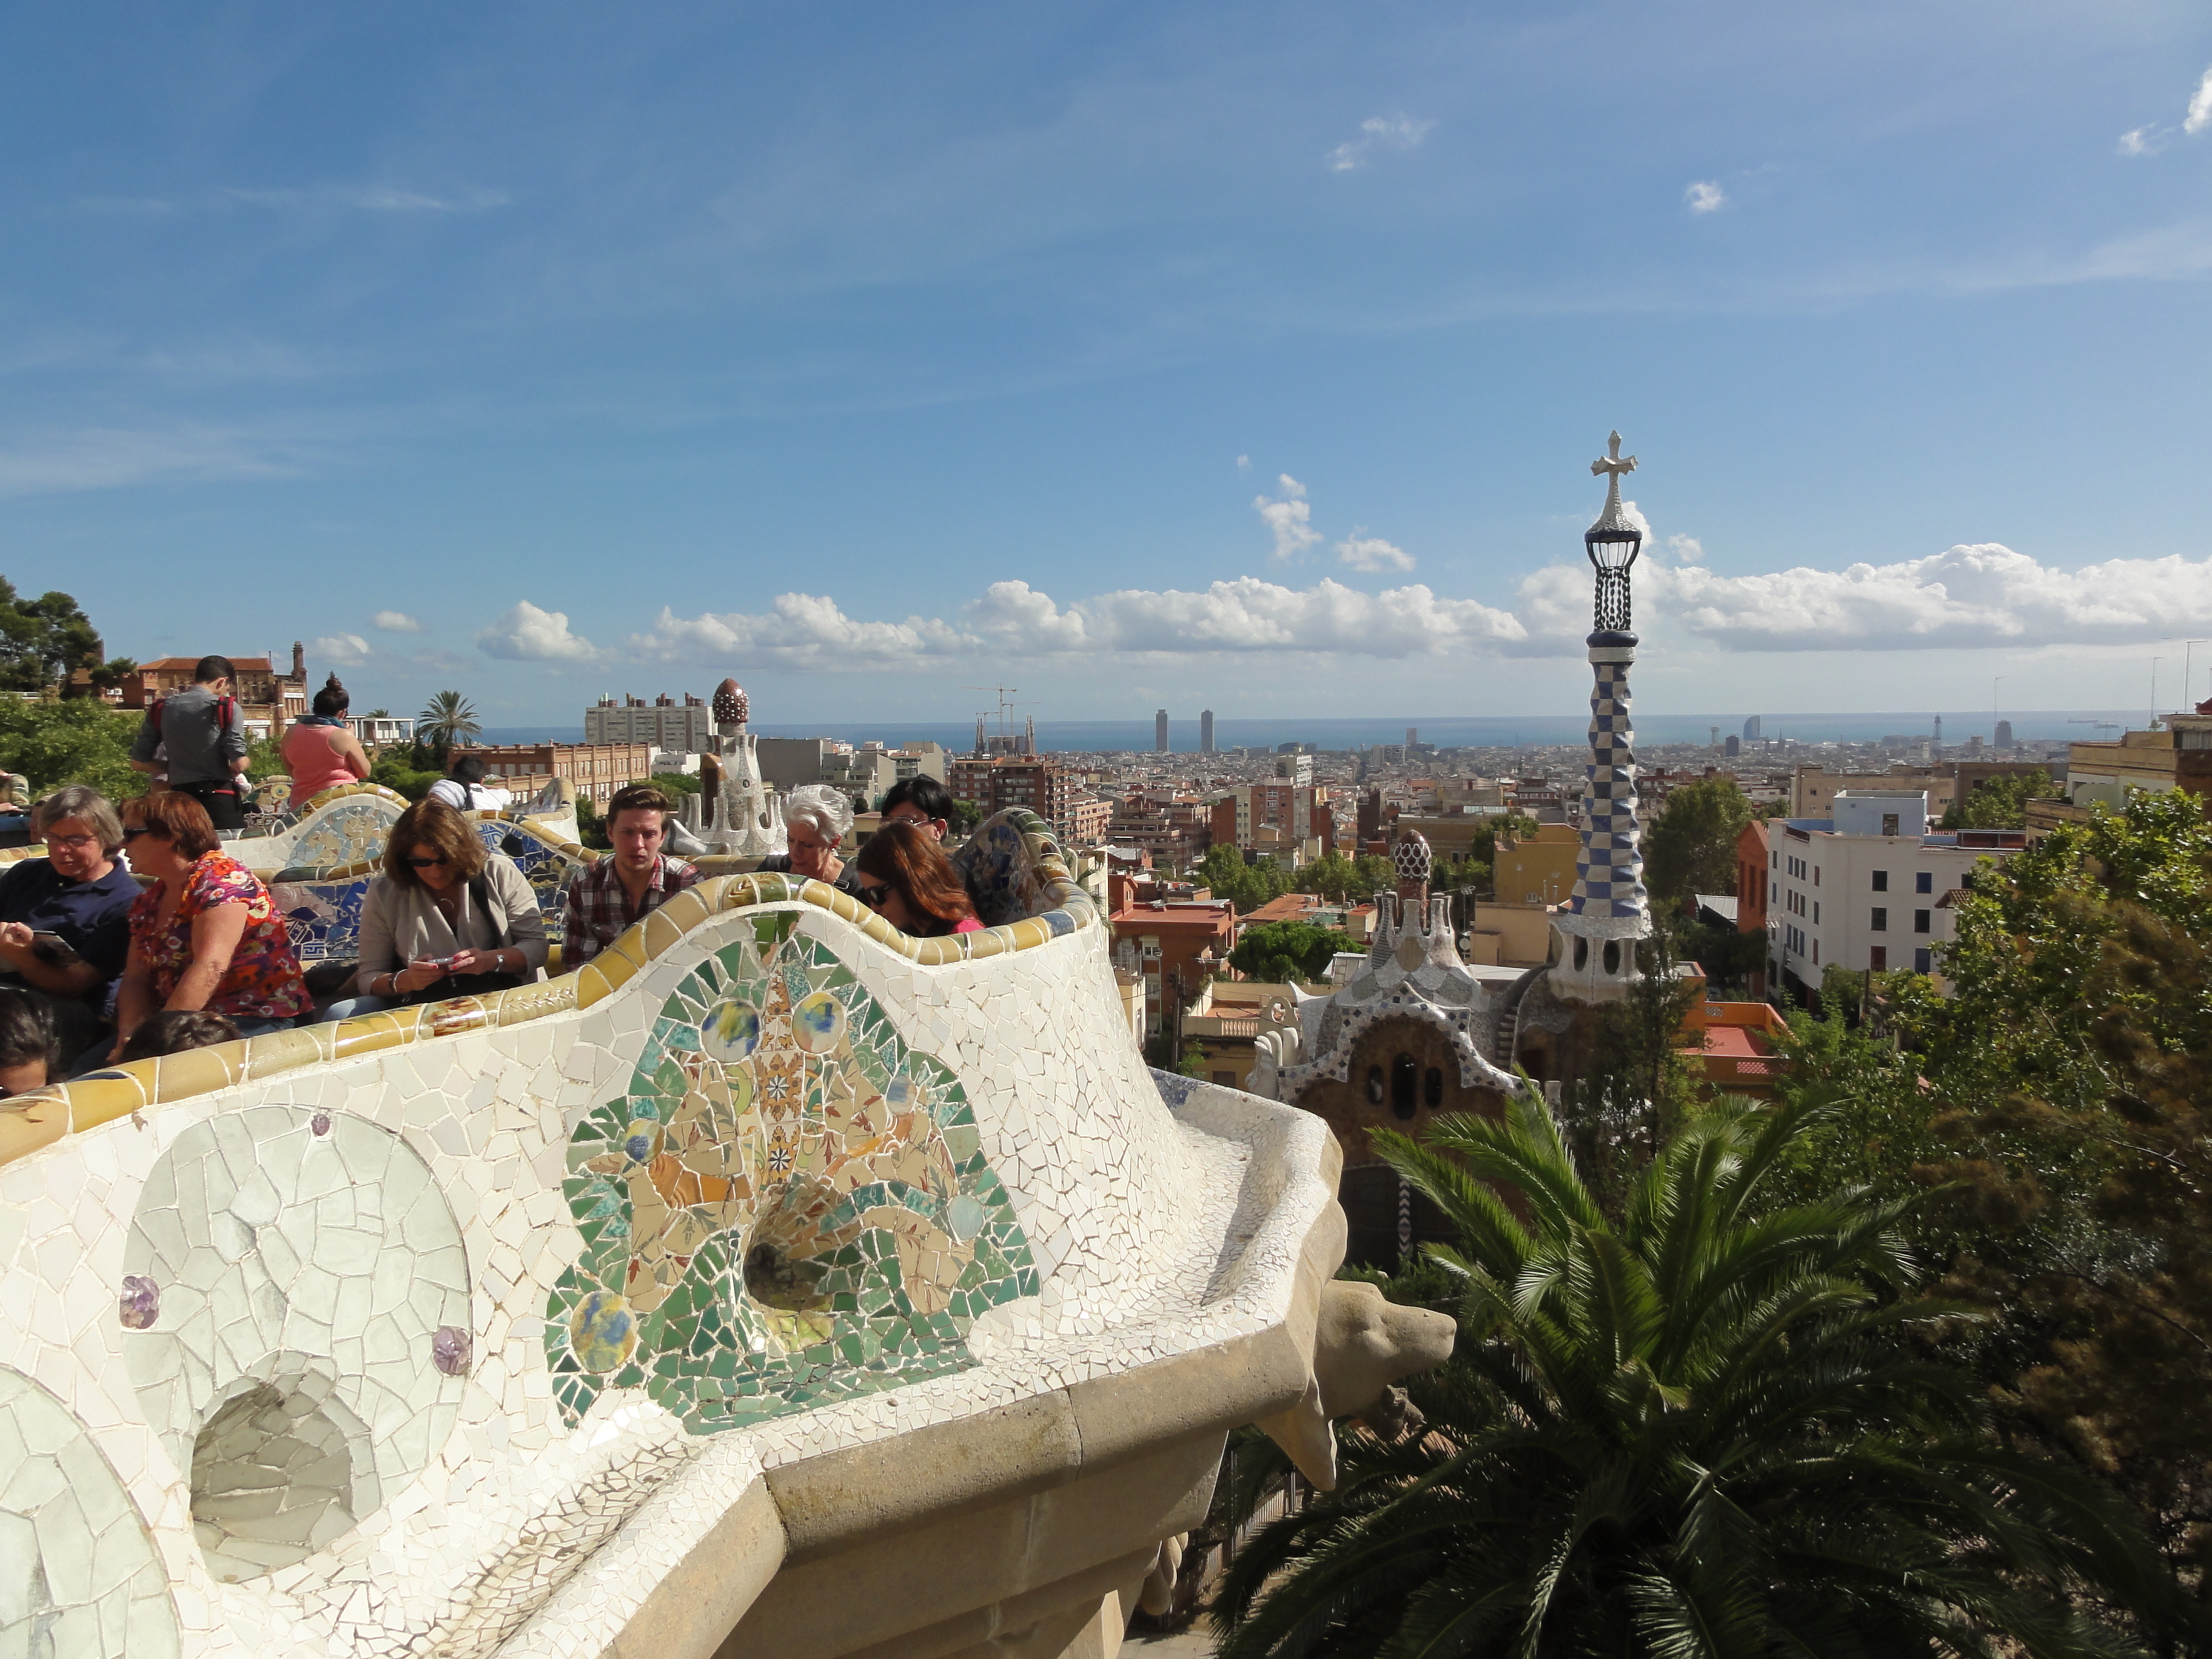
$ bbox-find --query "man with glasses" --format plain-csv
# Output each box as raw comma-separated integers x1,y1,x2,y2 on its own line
0,785,139,1058
561,783,702,969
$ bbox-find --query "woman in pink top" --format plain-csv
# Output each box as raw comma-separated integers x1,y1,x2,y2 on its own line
281,674,371,809
853,822,984,937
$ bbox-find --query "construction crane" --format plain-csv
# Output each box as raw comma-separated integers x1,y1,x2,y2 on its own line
964,685,1041,755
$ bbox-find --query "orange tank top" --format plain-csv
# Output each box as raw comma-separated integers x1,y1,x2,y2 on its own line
283,723,357,808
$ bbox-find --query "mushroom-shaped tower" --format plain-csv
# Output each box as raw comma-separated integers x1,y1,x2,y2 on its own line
682,676,785,856
712,677,749,729
1546,431,1653,1005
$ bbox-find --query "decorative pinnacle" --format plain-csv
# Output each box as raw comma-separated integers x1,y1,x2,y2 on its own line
1587,431,1638,536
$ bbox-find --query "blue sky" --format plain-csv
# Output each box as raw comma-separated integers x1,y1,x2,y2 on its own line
3,0,2210,728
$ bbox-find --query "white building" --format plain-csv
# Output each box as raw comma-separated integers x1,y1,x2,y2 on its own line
585,694,715,754
1767,789,2023,997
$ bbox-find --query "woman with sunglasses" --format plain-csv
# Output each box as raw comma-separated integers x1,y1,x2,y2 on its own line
851,821,982,938
107,790,310,1062
322,798,546,1021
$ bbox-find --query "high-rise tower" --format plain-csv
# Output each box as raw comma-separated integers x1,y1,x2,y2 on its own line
1199,709,1215,753
1155,709,1170,752
1547,432,1652,1005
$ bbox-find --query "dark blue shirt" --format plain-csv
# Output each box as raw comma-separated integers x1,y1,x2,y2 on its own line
0,857,139,993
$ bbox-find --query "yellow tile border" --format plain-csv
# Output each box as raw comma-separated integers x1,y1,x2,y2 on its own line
0,811,1098,1171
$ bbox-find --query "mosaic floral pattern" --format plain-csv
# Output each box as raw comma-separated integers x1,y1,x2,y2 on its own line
544,911,1037,1433
278,797,407,871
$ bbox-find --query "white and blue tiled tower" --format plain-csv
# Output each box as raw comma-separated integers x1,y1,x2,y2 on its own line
1548,432,1654,1004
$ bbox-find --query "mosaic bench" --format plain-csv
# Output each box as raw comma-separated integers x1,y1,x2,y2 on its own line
0,820,1449,1659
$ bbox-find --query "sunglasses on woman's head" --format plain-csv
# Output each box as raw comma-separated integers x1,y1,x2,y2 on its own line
120,826,153,841
406,854,448,868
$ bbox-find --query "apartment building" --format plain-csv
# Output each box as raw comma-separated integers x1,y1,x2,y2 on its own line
469,741,656,806
1767,789,2023,1002
584,693,714,754
949,756,1080,840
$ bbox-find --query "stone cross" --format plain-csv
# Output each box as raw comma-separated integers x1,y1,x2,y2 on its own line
1590,430,1637,481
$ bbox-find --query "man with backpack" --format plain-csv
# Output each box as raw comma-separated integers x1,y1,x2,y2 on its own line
130,655,252,831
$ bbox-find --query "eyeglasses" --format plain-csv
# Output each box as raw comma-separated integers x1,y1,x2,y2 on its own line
406,854,449,868
44,834,101,851
858,882,893,907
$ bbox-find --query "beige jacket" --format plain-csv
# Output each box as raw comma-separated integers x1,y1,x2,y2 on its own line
351,854,548,994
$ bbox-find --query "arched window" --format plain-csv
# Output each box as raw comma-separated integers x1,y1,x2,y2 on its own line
1603,939,1621,975
1390,1054,1418,1118
1424,1067,1443,1107
1573,936,1589,971
1365,1065,1385,1105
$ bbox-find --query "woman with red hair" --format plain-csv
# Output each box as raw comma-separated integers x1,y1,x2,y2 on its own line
851,822,981,938
107,790,309,1062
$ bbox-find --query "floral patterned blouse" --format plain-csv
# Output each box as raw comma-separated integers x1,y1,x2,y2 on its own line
128,851,310,1021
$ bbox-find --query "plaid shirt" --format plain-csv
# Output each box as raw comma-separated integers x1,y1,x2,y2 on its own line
562,853,701,968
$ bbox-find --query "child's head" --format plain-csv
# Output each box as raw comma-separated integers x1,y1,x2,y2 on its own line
0,991,61,1096
119,1009,244,1065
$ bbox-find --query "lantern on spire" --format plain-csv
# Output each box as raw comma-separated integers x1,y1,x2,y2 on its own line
1584,431,1641,635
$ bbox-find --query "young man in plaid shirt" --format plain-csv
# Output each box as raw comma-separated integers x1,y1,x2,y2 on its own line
561,784,702,968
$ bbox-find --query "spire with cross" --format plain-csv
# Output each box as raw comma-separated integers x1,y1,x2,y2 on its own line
1583,429,1644,633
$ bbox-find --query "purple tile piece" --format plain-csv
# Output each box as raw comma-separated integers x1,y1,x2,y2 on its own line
432,1324,472,1376
119,1274,159,1330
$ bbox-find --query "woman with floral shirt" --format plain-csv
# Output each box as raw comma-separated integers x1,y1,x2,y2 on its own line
106,790,309,1062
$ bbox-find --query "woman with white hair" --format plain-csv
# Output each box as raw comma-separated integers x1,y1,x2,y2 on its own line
756,784,866,898
0,785,141,1059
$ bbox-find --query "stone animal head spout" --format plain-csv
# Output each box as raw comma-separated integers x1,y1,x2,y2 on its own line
1257,1276,1457,1492
1312,1279,1455,1421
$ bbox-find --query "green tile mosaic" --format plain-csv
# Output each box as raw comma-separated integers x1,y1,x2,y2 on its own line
545,924,1037,1432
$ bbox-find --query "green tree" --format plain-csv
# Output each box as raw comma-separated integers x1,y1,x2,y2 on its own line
1642,776,1751,909
651,771,702,799
415,689,481,756
0,697,147,798
948,797,984,835
368,748,441,802
1294,849,1361,903
1214,1092,2196,1658
1939,767,2054,830
1228,919,1359,985
0,580,107,694
1199,843,1293,913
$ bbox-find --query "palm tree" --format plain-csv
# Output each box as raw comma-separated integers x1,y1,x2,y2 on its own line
1213,1091,2196,1658
416,690,480,756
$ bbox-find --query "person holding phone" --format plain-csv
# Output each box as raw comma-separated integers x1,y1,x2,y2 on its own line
0,785,140,1058
320,798,546,1020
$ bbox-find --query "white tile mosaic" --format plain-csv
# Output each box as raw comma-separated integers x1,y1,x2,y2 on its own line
0,811,1341,1659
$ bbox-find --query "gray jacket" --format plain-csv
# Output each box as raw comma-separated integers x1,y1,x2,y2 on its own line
130,684,249,785
352,854,549,994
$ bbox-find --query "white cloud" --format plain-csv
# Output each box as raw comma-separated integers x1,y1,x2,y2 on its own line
0,423,313,495
2188,65,2212,135
1236,454,1250,469
1254,474,1322,560
372,610,425,634
631,577,1527,668
475,600,602,662
223,184,508,213
1338,534,1416,573
1640,541,2212,652
1686,181,1726,213
1661,532,1704,563
1326,116,1436,172
312,634,372,665
2119,126,2167,157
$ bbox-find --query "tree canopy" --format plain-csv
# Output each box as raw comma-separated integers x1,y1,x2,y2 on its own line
1939,766,2054,830
0,697,147,799
0,579,106,694
1215,1091,2196,1657
1227,919,1359,985
1641,776,1751,908
415,689,481,754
